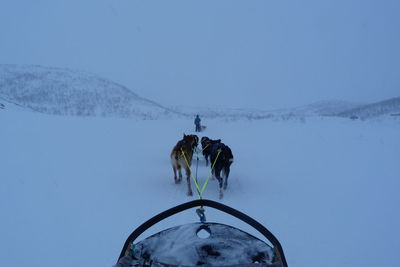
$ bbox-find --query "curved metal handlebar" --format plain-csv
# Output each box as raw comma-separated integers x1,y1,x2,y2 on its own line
117,199,288,267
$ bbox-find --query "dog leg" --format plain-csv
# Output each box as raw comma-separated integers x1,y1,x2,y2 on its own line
223,167,230,190
185,167,193,196
215,169,224,199
172,165,178,184
177,165,182,183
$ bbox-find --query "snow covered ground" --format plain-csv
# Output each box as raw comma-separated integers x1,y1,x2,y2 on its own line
1,107,399,267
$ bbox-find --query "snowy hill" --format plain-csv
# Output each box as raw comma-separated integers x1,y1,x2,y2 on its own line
288,100,363,116
170,100,363,122
337,97,400,119
1,64,397,122
0,64,180,119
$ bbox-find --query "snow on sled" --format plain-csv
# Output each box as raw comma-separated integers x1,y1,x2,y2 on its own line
116,199,288,267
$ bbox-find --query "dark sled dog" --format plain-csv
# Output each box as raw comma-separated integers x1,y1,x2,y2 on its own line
170,134,198,196
201,136,221,166
209,142,234,199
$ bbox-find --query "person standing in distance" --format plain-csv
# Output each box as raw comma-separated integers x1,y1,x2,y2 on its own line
194,114,201,132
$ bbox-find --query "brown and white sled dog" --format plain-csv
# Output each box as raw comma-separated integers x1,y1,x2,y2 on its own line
170,134,198,196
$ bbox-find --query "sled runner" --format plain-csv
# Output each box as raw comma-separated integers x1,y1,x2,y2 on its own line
117,199,288,267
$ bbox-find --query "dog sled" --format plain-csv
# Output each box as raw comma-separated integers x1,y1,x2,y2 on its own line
116,199,288,267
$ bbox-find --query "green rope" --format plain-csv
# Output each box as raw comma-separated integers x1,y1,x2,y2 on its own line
181,149,202,196
199,149,221,197
198,143,210,154
181,148,222,200
191,143,210,161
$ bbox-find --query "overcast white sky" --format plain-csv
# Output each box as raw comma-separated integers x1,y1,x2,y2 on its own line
1,0,399,109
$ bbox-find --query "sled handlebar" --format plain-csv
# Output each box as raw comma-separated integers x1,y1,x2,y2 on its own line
118,199,288,267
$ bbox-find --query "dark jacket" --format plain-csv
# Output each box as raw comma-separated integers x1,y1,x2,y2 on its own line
194,116,201,125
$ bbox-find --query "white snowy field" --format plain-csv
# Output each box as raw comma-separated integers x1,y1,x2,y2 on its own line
1,108,399,267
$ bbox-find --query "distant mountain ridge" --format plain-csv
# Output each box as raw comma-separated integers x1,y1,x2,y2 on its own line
289,100,364,116
0,64,180,119
169,100,364,120
1,64,398,121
